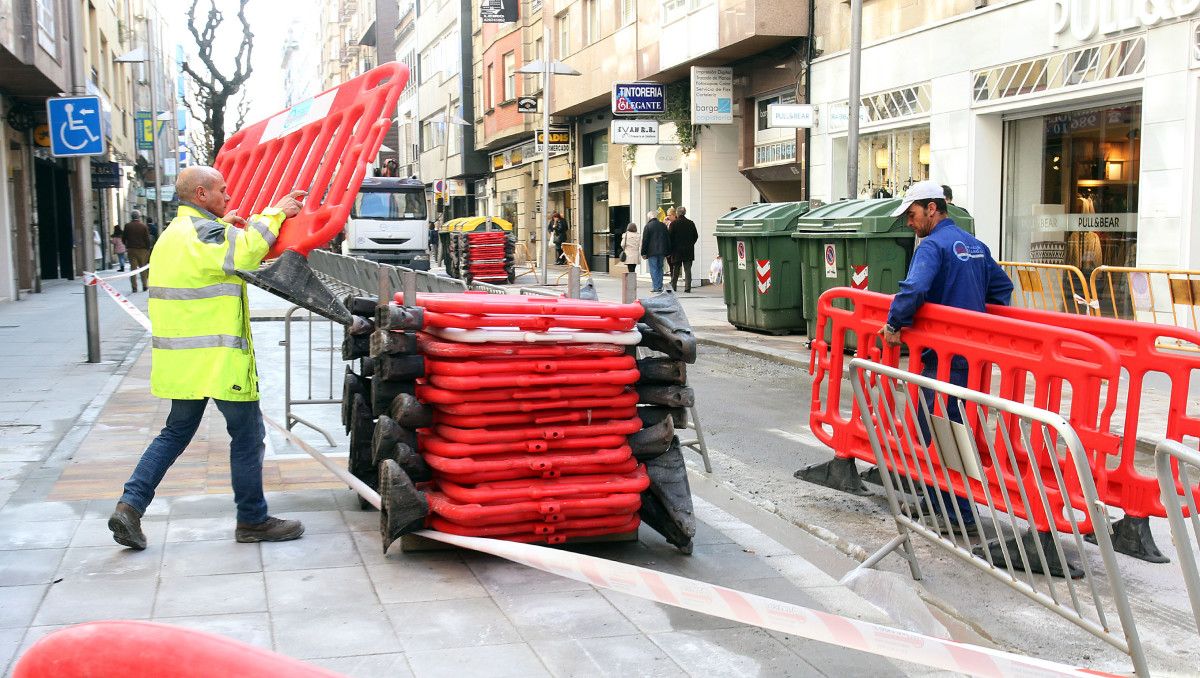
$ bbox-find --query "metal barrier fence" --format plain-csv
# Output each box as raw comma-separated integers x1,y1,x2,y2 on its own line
848,358,1148,677
1155,438,1200,638
1000,261,1092,315
283,305,342,446
1090,266,1200,352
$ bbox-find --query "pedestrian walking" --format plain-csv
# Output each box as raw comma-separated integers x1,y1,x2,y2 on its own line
667,206,698,293
640,210,669,293
110,224,127,271
108,165,308,550
878,180,1012,534
619,222,641,273
123,211,153,293
664,207,677,226
548,212,568,265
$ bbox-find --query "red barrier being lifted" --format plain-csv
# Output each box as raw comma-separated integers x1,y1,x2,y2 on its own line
422,311,637,332
806,288,1121,534
216,63,409,258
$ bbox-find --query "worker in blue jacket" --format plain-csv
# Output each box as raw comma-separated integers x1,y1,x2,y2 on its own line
878,180,1013,535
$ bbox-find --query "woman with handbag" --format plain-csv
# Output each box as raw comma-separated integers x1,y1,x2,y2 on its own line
619,222,640,273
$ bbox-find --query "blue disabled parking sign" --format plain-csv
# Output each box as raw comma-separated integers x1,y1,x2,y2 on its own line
47,96,104,157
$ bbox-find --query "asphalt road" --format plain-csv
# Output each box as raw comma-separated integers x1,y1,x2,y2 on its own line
688,344,1198,677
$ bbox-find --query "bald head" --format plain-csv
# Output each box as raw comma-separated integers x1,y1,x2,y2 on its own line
175,166,229,216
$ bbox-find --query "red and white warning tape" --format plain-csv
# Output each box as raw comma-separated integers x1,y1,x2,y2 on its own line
82,267,151,331
261,414,1114,678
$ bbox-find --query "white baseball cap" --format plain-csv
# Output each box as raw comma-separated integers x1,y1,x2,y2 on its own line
889,180,947,217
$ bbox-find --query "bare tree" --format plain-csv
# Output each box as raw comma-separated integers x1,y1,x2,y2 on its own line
181,0,254,163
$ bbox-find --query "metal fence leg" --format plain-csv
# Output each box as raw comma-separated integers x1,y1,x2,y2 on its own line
622,271,638,303
675,405,712,474
567,266,581,298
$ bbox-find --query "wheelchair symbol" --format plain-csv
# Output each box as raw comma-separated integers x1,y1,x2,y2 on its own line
59,103,100,151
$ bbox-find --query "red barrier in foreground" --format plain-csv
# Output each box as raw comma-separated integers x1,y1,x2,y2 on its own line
215,63,408,258
808,288,1121,533
12,621,342,678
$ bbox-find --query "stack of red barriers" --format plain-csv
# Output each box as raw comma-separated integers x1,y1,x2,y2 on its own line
448,231,516,284
400,293,651,544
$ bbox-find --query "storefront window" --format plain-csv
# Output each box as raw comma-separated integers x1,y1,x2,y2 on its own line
1003,102,1140,278
645,172,682,216
855,126,930,198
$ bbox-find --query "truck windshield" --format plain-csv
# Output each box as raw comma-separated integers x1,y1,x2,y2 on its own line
353,190,427,220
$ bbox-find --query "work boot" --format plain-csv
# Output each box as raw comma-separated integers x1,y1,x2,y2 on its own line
235,516,305,543
108,502,147,550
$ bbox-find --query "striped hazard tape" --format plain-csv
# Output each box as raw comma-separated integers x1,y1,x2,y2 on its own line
83,267,151,331
262,414,1116,678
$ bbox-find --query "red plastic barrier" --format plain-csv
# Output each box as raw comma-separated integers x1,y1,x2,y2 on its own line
12,621,341,678
421,433,629,457
416,382,629,404
425,445,632,478
811,288,1121,533
425,490,641,526
416,333,627,358
423,312,636,332
434,417,643,444
426,355,633,376
467,232,510,243
434,406,637,428
995,304,1200,519
429,514,641,544
215,63,408,258
431,457,639,484
437,468,650,503
427,368,639,391
395,292,644,320
435,392,639,416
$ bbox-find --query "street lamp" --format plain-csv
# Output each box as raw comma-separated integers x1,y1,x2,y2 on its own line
517,27,580,284
115,16,170,232
437,94,470,225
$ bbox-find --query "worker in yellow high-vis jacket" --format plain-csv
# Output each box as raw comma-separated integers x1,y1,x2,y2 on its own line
109,165,308,550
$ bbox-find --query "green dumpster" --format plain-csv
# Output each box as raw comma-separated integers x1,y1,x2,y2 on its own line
714,202,811,333
791,199,975,339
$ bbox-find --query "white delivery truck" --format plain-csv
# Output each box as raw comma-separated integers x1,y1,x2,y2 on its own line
341,176,431,270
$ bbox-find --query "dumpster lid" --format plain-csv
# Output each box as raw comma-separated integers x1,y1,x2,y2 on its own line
714,201,810,234
793,198,974,234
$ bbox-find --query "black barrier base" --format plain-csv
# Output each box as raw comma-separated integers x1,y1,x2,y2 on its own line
974,530,1084,579
639,443,696,553
860,465,883,486
1084,516,1169,563
794,457,871,496
379,459,429,553
238,249,353,325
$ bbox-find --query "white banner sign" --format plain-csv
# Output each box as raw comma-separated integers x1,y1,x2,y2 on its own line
768,103,815,129
610,119,660,145
690,66,733,125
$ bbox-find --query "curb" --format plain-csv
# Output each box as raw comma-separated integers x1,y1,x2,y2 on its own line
695,334,809,368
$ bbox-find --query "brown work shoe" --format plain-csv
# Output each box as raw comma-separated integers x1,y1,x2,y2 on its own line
235,516,305,543
108,502,147,550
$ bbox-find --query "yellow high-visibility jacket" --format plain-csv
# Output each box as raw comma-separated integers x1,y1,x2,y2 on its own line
147,203,285,401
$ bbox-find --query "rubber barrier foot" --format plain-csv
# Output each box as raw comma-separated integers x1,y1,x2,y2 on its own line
639,439,696,552
394,443,433,483
238,249,353,325
628,417,675,462
637,405,687,430
636,385,695,408
360,356,377,378
348,394,379,508
345,294,379,317
341,368,368,434
372,416,417,467
370,329,418,357
974,530,1084,579
636,357,688,385
793,457,872,496
860,465,883,486
1084,515,1169,564
372,379,416,418
376,303,426,331
342,332,370,360
389,393,434,429
379,459,429,553
638,292,697,364
376,354,426,382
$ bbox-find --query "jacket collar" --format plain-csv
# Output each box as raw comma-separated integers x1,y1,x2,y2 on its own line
179,201,222,222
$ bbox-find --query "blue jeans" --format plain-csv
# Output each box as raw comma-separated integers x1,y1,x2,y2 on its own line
647,255,665,291
919,355,976,525
120,398,270,524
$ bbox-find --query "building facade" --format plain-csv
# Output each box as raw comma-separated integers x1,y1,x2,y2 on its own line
809,0,1200,271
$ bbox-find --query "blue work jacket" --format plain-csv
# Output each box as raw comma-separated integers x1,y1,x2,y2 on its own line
886,218,1013,330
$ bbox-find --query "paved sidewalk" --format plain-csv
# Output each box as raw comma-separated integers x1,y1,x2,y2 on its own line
0,273,933,677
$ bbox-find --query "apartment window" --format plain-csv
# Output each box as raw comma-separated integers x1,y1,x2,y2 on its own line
621,0,636,25
503,51,516,101
486,63,495,108
36,0,57,56
556,11,570,59
531,38,544,92
422,115,446,150
420,46,437,83
584,0,600,45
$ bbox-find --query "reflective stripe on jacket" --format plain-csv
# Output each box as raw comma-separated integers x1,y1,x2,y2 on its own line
147,203,284,401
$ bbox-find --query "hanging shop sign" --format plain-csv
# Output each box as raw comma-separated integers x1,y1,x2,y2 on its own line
516,96,538,114
480,0,518,23
534,126,570,153
612,82,665,116
610,119,659,145
90,161,122,189
690,66,733,125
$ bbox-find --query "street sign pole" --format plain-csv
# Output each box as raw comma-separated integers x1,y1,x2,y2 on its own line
539,25,551,285
147,15,164,233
